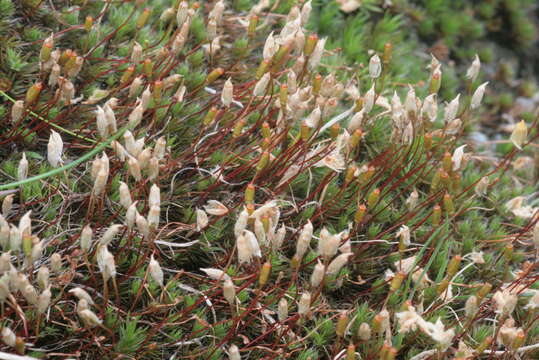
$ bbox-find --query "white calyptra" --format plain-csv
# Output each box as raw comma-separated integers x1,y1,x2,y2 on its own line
228,345,241,360
99,224,122,247
93,166,108,196
404,86,417,116
207,19,217,40
147,205,160,228
465,295,478,317
204,200,228,216
405,189,419,210
95,106,109,138
9,225,21,252
1,327,16,347
369,54,381,78
140,86,152,111
31,241,44,262
200,268,230,281
118,181,132,209
149,255,164,287
254,218,266,246
358,323,371,341
317,227,340,258
79,309,102,327
466,54,481,82
0,252,11,273
131,137,146,158
469,251,485,264
209,0,225,23
347,109,364,133
80,225,93,252
149,184,160,208
234,207,249,238
254,73,271,97
128,157,142,181
287,70,297,94
421,94,437,122
23,284,38,305
37,287,51,313
474,176,489,197
391,91,403,119
310,261,325,288
498,318,522,347
223,278,235,305
510,120,527,150
308,37,326,70
395,225,411,248
293,28,305,53
97,245,116,281
137,147,152,169
525,290,539,309
111,142,126,164
243,230,261,257
104,105,117,134
11,100,24,124
272,224,286,249
443,94,460,123
131,42,143,63
314,140,346,172
304,106,321,129
60,79,75,104
68,287,94,305
378,309,390,333
300,0,312,25
423,318,455,351
470,82,488,109
251,201,279,223
363,84,375,113
0,216,8,249
277,164,300,187
18,211,31,237
49,64,60,87
278,298,288,322
47,130,63,167
298,291,311,315
17,153,28,182
196,209,208,231
295,221,313,259
153,136,167,160
129,77,143,98
136,212,149,238
163,74,181,89
263,32,277,61
396,306,422,333
221,78,234,107
126,202,138,229
451,145,467,171
237,232,253,264
128,102,144,128
50,253,62,272
176,1,189,27
172,34,186,55
36,267,49,290
534,222,539,249
493,289,518,316
397,306,455,350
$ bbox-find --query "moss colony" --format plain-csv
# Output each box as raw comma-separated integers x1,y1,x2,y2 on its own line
0,0,538,359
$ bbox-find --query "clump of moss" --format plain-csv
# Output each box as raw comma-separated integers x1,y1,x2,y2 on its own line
0,1,538,359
